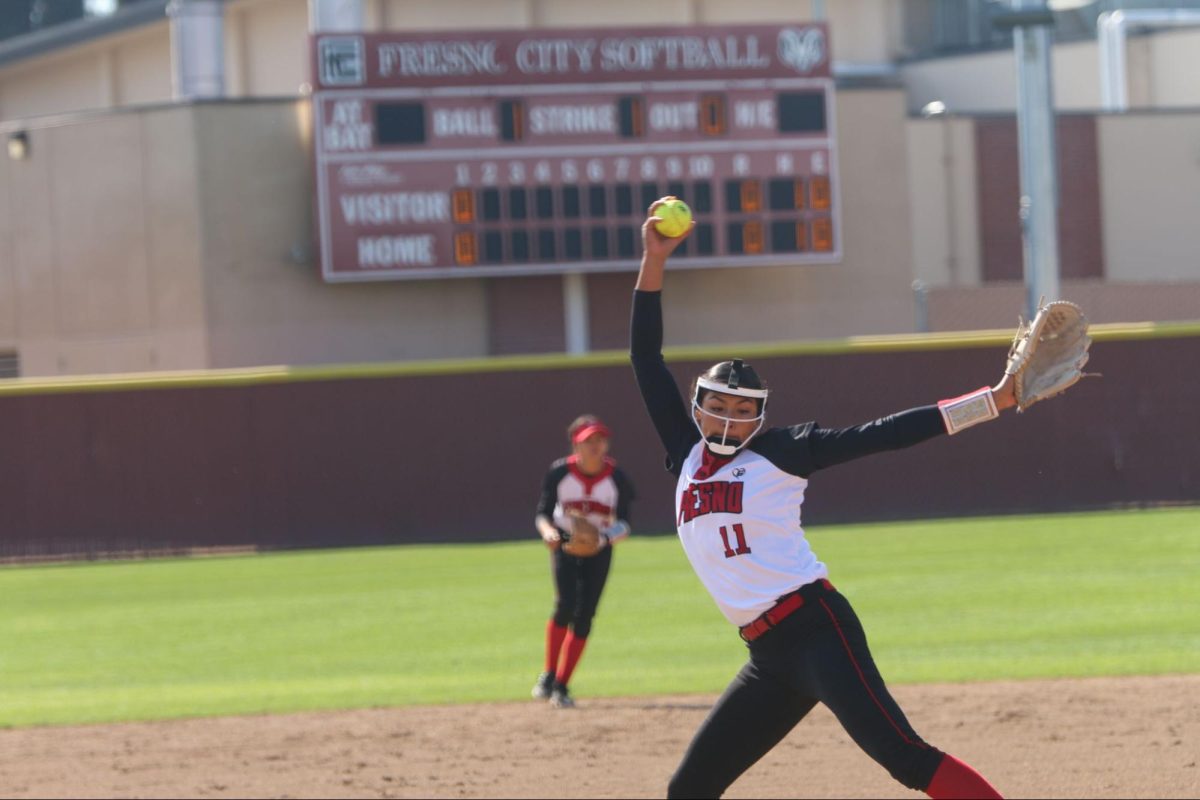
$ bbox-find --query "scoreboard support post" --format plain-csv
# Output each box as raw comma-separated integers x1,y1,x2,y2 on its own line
563,273,590,354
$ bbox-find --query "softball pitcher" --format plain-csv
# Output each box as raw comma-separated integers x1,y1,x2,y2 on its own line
626,198,1072,798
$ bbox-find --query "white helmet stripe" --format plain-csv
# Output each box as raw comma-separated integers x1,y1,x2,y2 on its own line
695,376,768,399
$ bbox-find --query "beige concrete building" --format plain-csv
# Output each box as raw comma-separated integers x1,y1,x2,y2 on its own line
1,0,1198,376
902,23,1200,114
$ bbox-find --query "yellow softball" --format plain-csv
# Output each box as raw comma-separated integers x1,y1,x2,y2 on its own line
654,197,693,238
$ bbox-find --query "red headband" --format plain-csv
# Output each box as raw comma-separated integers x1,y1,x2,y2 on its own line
571,422,610,443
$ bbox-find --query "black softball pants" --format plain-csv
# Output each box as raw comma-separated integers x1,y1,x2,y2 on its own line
667,581,946,799
550,546,612,639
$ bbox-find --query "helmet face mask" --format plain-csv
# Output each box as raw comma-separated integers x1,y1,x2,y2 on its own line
691,359,768,457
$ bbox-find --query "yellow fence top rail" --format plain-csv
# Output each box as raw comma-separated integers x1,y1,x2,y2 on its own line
0,319,1196,397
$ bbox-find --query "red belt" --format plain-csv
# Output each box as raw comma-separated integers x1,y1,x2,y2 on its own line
738,579,835,643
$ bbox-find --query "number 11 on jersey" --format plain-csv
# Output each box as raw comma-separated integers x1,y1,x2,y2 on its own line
719,524,751,558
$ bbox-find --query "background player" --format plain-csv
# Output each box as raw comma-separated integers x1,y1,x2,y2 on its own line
531,415,634,709
628,199,1046,798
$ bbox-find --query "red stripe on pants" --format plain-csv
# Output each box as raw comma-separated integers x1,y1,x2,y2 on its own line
818,598,928,749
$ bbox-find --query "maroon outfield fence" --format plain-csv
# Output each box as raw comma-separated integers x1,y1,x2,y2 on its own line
0,324,1197,561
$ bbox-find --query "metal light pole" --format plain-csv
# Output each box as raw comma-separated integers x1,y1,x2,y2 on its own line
308,0,363,32
997,0,1061,318
167,0,225,100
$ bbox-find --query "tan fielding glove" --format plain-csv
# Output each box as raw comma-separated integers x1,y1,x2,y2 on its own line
1005,300,1094,412
562,512,603,558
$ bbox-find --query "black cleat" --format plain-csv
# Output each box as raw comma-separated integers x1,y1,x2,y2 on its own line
531,671,555,700
549,681,575,709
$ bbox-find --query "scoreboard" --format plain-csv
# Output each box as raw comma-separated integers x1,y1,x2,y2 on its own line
311,24,840,282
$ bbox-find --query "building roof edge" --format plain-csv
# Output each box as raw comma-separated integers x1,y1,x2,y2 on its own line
0,1,170,70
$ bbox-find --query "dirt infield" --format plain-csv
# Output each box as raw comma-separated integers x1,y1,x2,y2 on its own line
2,674,1197,799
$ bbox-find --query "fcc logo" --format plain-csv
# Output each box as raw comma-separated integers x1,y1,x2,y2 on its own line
318,37,365,86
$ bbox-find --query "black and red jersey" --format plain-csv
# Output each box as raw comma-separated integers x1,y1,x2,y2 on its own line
536,456,634,541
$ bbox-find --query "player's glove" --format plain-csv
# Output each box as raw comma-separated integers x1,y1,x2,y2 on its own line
1004,300,1093,412
562,512,604,558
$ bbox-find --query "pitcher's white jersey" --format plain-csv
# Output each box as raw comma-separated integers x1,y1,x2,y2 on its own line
675,442,827,626
630,290,950,630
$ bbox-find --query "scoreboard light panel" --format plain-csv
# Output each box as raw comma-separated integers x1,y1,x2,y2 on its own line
312,25,841,281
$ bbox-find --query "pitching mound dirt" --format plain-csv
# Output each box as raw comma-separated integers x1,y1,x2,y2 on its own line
2,674,1197,798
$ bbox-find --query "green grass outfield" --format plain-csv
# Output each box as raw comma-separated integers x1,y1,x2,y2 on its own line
1,507,1197,728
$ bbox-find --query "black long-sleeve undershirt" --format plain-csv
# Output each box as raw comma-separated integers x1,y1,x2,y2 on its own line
630,290,947,478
